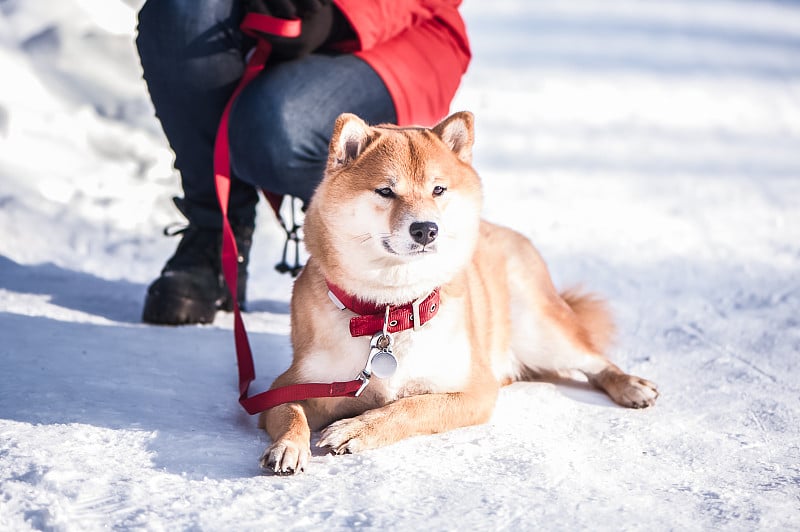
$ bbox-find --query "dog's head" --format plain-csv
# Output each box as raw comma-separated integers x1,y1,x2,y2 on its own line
304,111,483,303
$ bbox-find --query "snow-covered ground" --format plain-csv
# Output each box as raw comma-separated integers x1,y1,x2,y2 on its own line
1,0,799,529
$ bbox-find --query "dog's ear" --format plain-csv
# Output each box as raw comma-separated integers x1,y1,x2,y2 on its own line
330,113,371,169
432,111,474,164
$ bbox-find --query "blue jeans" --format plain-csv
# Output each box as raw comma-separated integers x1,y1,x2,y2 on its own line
136,0,396,228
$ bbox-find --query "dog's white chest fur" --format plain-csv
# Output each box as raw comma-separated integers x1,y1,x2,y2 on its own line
382,304,472,398
298,299,472,402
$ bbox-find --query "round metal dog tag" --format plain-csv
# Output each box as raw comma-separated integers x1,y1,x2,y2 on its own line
370,350,398,379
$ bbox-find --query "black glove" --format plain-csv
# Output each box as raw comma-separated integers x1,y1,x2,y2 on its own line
243,0,335,60
244,0,332,19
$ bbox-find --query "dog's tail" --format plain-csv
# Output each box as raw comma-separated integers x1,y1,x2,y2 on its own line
560,288,616,354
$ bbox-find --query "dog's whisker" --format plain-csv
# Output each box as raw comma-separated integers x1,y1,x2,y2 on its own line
350,233,373,244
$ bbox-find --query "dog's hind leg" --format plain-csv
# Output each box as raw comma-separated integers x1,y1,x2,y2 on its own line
504,242,658,408
510,294,658,408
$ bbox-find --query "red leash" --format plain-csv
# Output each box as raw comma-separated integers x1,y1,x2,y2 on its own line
214,13,363,415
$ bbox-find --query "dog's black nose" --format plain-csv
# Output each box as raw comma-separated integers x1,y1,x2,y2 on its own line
409,221,438,245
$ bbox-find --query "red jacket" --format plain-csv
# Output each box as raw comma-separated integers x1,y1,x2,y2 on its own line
334,0,471,127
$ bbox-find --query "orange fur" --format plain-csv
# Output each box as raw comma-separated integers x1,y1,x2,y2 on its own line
560,288,616,353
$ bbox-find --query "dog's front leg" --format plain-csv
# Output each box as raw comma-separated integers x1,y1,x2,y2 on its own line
259,403,312,475
317,387,497,454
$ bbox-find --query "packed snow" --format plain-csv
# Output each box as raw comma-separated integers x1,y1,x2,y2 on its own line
1,0,799,529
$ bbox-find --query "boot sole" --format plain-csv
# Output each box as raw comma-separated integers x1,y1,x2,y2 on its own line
142,290,218,325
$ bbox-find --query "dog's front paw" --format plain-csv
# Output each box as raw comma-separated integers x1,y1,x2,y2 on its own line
317,417,373,455
260,439,310,476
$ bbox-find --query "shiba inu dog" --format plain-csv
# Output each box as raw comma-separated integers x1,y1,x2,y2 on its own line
259,111,658,475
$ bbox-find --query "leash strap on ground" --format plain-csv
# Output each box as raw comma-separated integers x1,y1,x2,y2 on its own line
213,13,363,415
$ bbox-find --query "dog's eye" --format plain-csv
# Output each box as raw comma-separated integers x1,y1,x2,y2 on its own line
432,185,447,197
375,187,395,199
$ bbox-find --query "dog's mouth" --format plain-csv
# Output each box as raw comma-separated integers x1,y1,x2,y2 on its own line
382,238,437,257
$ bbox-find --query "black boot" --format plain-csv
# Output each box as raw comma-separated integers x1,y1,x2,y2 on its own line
142,203,253,326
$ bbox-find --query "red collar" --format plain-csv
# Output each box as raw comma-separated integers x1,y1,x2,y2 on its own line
326,282,441,337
